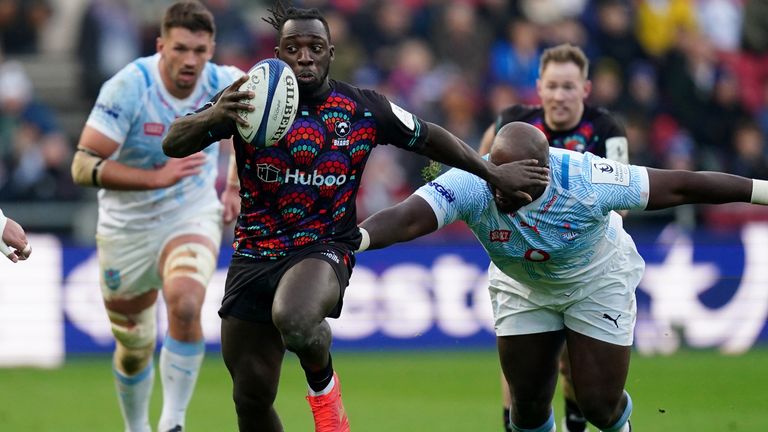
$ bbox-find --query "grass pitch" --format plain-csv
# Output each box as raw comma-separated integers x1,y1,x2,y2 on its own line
0,349,766,431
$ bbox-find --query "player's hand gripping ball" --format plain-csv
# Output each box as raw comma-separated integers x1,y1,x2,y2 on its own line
237,58,299,146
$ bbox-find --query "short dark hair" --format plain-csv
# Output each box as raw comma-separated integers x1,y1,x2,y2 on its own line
263,0,331,42
539,43,589,79
162,1,216,37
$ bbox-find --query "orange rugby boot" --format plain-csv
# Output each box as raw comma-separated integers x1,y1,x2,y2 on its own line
306,372,350,432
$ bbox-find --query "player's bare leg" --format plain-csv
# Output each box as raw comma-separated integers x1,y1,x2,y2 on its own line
565,329,632,431
497,330,565,431
157,234,217,432
560,345,589,431
222,316,286,431
106,290,159,432
273,258,350,432
501,371,513,431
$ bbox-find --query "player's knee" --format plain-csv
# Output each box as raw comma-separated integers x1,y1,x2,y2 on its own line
274,319,310,350
109,305,157,374
163,242,216,288
166,294,202,328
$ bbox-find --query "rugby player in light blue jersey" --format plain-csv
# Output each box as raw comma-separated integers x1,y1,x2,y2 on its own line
70,2,243,431
358,121,768,432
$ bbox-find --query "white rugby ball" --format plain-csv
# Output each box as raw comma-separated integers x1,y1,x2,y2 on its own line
237,58,298,146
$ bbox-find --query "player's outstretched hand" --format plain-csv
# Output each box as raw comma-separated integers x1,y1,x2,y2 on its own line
1,217,31,262
490,159,549,203
211,75,255,128
154,152,208,188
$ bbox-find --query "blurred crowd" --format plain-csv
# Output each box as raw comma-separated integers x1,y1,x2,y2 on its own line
1,0,768,224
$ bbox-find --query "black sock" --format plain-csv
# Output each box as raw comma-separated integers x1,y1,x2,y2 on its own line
303,354,334,393
564,398,587,432
503,407,512,432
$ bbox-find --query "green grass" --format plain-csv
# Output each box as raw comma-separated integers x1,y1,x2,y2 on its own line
1,349,767,431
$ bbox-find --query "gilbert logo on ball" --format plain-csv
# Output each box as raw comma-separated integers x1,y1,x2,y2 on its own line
237,58,298,146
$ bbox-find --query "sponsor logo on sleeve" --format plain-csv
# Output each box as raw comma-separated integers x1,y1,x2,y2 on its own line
95,102,121,119
591,159,630,186
389,101,416,131
428,181,455,203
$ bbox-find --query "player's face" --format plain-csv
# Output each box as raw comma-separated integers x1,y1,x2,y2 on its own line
276,19,334,92
537,61,590,131
157,27,215,98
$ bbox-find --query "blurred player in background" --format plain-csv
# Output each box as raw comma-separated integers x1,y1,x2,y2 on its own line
359,121,768,432
0,208,31,262
478,43,628,432
162,2,548,431
70,1,242,431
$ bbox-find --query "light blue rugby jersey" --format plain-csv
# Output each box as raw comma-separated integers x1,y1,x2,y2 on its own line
414,148,650,292
86,53,242,233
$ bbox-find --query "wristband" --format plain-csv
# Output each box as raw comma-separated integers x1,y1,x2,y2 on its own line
356,227,370,253
751,179,768,205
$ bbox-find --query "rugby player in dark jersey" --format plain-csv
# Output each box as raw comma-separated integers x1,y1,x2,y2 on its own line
478,44,629,432
163,3,548,431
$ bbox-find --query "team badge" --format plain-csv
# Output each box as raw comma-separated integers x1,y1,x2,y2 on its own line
104,268,122,291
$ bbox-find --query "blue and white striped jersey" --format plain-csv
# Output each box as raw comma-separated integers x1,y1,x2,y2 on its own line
415,148,650,293
86,53,242,234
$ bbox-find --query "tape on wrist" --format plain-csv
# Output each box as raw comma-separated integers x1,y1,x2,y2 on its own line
356,227,370,253
751,179,768,205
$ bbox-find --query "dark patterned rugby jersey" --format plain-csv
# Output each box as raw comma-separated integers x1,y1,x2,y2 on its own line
495,105,625,157
207,79,428,260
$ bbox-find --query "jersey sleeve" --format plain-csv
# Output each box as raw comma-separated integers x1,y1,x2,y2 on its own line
581,154,650,213
413,167,478,229
362,89,429,152
595,110,629,163
84,64,144,145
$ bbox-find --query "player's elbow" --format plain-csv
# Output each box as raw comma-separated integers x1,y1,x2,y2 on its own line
162,133,195,158
162,135,181,157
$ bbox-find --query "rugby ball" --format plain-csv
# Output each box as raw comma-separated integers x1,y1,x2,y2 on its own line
237,58,298,146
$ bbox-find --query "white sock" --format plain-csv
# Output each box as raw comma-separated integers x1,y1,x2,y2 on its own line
114,363,154,432
158,335,205,431
603,423,630,432
308,375,336,397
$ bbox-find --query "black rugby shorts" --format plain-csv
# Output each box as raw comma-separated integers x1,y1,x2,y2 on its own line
219,243,355,323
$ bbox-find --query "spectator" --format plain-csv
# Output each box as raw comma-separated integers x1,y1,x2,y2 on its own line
0,61,75,201
588,59,625,112
699,68,752,164
487,19,541,103
696,0,743,53
619,61,661,124
76,0,142,102
430,2,492,88
591,0,648,81
0,0,52,55
635,0,698,58
728,121,768,179
204,0,255,71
